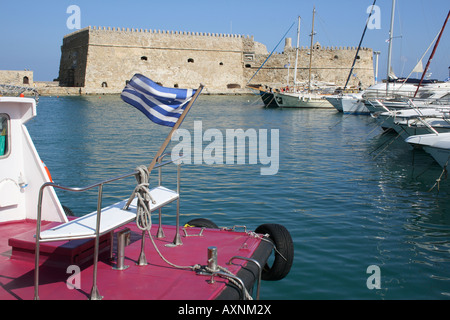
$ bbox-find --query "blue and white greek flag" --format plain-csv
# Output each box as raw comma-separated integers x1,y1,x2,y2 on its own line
121,74,196,127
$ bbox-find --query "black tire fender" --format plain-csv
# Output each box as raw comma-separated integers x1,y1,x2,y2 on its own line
255,223,294,281
185,218,219,229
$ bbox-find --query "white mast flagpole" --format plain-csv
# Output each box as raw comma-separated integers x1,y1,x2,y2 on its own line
293,16,301,91
386,0,396,92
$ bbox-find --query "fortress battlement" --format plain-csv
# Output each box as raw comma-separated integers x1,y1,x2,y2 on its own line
64,26,254,40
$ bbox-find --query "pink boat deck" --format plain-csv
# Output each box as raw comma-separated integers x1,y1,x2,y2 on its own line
0,219,265,300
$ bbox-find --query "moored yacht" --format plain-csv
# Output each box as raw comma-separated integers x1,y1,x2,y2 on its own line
326,91,368,114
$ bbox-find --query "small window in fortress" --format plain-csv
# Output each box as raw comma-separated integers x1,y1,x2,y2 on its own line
141,56,148,61
245,64,252,68
244,54,254,61
334,55,339,59
187,58,194,63
174,84,179,88
23,76,29,85
101,82,108,88
0,114,10,158
219,62,224,66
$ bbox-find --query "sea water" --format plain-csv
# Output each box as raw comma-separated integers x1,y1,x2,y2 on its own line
27,95,450,300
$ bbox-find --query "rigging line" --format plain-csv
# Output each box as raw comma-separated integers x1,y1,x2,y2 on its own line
369,121,403,157
247,88,275,107
400,28,440,87
369,132,395,155
344,0,377,89
428,156,449,193
246,20,296,86
342,115,387,151
413,158,438,180
314,11,332,47
371,131,402,160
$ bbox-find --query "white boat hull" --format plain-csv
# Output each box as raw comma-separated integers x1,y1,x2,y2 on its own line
326,94,369,114
423,145,450,167
405,132,450,168
274,92,332,108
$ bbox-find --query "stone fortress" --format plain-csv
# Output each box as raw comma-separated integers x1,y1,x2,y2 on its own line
1,26,374,95
57,26,374,94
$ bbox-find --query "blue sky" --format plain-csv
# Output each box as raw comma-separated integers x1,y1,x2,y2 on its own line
0,0,448,81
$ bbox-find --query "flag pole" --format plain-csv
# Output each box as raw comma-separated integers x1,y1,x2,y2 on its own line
147,83,204,173
123,83,204,210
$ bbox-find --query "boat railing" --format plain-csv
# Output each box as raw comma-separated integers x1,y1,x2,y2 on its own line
363,88,418,100
34,153,182,300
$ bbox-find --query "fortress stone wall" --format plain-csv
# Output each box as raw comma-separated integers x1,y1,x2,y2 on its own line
58,26,374,94
0,70,34,87
249,40,374,90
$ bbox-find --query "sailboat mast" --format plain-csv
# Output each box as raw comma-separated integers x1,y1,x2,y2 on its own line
293,16,301,91
308,7,316,92
344,0,377,90
386,0,396,90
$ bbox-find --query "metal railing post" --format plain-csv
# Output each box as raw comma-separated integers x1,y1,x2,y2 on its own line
156,154,168,238
89,184,104,300
32,157,183,299
171,163,182,246
34,183,49,300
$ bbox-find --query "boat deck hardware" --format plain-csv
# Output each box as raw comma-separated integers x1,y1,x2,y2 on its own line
227,256,262,300
34,156,181,300
113,228,131,271
183,227,205,237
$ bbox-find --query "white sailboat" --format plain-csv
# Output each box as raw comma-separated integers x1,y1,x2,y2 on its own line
326,0,381,115
274,8,333,108
365,4,450,113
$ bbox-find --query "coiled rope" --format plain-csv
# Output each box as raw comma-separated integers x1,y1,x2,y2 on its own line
133,165,200,270
134,165,155,231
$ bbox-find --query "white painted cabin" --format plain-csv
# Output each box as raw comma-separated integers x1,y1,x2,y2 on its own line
0,97,67,223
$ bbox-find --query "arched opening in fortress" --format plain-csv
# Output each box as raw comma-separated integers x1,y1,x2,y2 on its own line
23,76,29,85
187,58,194,63
101,82,108,88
